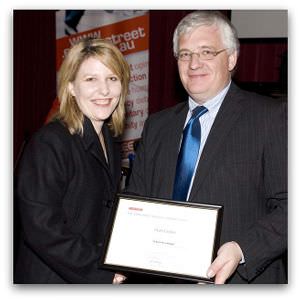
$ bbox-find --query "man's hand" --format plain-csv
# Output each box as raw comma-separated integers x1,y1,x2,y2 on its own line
206,241,243,284
113,273,126,284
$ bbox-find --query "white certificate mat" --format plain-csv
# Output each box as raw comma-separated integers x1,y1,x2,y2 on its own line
102,194,223,283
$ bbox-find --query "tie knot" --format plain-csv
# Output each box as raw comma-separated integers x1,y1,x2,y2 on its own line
191,106,208,120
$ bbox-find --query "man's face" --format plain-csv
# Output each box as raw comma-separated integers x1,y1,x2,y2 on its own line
177,25,237,104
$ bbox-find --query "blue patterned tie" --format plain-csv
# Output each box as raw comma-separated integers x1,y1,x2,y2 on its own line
172,106,208,201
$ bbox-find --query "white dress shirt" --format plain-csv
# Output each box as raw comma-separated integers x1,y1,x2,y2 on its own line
184,81,231,200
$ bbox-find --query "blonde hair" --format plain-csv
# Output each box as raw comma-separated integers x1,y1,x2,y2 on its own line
57,38,130,136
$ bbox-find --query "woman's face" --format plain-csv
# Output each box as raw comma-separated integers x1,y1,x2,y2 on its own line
68,56,122,132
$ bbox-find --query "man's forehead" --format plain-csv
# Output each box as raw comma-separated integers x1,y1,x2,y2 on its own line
179,25,222,47
181,24,220,38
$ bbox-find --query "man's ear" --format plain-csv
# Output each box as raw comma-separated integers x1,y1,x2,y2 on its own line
68,82,75,97
228,50,238,72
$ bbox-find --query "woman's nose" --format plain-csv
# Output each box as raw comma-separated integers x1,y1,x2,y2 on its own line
98,80,109,96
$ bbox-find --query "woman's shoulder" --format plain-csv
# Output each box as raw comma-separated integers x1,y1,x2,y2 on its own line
34,119,69,139
28,119,73,151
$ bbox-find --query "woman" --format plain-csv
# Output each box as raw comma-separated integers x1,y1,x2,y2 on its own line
14,38,130,283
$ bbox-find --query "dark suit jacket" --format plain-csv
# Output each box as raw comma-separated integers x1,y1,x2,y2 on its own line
14,117,121,283
127,83,287,284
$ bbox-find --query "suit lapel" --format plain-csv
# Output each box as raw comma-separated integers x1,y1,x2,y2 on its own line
161,103,189,197
81,117,112,181
102,124,120,187
189,84,245,202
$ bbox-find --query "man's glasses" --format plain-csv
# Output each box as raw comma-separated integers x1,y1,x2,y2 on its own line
176,48,228,61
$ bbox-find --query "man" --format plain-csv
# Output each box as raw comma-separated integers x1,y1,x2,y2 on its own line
127,11,287,284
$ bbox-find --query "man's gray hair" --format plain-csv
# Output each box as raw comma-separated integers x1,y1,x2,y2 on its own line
173,11,240,57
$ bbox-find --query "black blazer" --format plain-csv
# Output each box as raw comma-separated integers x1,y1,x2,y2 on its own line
127,83,287,283
14,117,121,283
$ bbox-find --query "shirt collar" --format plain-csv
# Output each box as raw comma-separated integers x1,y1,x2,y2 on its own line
188,81,231,113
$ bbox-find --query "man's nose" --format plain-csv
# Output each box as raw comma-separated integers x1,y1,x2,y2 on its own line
189,53,204,70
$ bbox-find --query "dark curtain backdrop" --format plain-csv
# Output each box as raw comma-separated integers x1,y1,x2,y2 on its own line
13,10,56,166
148,10,232,113
234,38,287,97
13,10,56,270
148,10,191,113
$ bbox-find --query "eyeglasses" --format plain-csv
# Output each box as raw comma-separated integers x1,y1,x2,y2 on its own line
176,48,228,61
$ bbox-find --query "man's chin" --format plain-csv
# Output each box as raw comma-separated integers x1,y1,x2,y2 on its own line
186,89,210,103
186,84,208,95
187,88,206,96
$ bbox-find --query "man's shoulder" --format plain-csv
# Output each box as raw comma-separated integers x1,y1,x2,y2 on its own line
230,82,286,109
147,102,187,123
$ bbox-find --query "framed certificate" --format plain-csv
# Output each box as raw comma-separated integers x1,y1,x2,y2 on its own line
101,194,223,283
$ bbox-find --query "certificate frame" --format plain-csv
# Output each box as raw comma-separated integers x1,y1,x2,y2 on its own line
101,194,223,283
